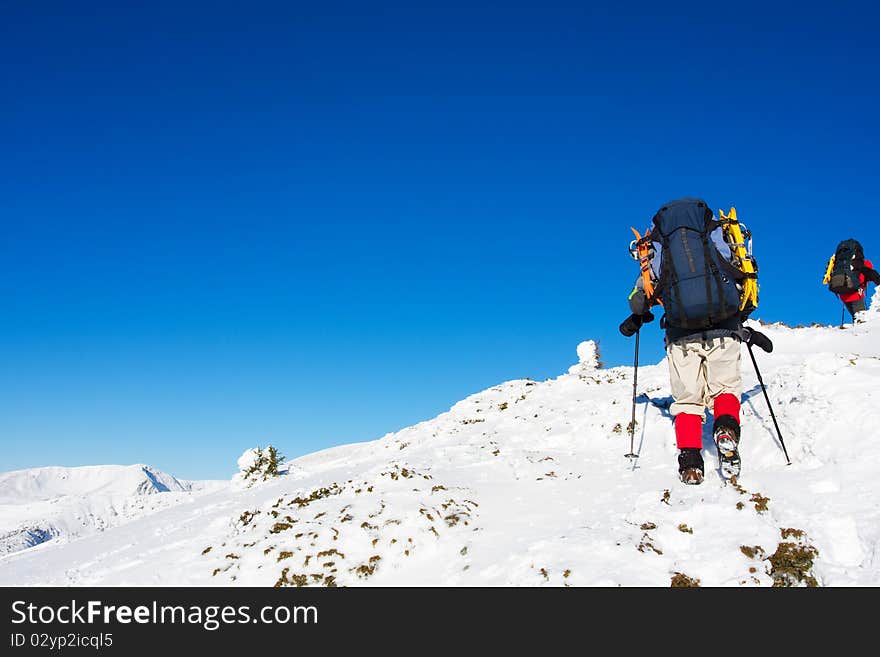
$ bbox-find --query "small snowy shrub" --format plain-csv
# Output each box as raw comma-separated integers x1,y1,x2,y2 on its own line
568,340,603,374
233,446,286,489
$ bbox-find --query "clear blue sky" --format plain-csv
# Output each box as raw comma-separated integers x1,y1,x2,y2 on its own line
1,1,877,480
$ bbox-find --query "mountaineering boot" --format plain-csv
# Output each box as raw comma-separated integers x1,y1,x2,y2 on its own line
714,414,741,478
678,448,704,485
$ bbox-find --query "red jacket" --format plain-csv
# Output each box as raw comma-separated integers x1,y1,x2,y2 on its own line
840,259,877,302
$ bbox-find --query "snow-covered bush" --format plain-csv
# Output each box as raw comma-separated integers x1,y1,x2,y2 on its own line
568,339,603,374
232,446,286,489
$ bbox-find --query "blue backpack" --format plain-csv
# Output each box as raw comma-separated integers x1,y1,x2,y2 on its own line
650,198,742,330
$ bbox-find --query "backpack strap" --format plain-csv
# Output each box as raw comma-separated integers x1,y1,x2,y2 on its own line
651,214,684,327
700,217,729,324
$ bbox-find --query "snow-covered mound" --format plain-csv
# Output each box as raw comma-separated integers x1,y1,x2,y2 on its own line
0,464,226,556
1,291,879,586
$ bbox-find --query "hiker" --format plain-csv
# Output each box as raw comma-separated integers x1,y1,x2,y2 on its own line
823,239,880,321
619,198,772,485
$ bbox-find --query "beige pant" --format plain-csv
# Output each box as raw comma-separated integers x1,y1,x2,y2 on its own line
667,336,742,417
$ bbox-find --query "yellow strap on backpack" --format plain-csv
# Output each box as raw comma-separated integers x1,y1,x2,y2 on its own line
822,255,835,285
718,207,759,311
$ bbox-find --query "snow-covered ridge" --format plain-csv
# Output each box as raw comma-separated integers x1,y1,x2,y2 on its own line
0,464,226,556
0,464,186,504
1,290,879,585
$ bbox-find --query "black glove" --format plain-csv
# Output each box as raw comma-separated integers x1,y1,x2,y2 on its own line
619,311,654,337
742,327,773,353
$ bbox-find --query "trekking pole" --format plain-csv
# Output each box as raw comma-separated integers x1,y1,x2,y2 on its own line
841,306,845,327
625,328,640,458
746,343,791,465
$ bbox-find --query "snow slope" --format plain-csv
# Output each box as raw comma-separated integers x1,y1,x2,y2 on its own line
0,464,226,556
1,292,879,587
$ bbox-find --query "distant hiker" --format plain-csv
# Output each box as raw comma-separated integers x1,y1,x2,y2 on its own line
619,198,772,485
823,239,880,322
